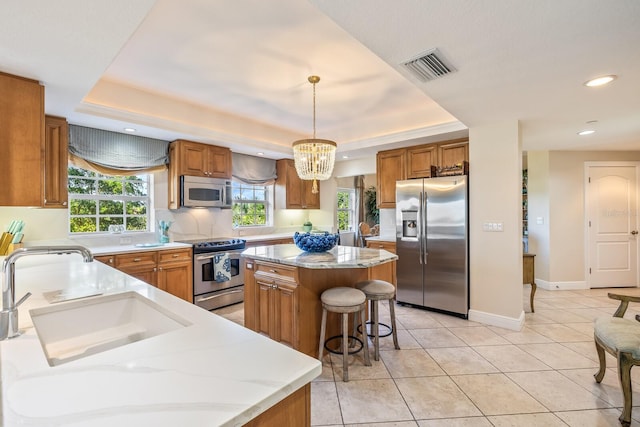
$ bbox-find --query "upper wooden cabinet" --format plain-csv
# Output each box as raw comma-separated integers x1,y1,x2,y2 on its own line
43,115,69,208
167,139,232,209
406,145,437,179
0,72,45,207
171,139,231,179
376,138,468,208
275,159,320,209
376,148,405,208
438,139,469,169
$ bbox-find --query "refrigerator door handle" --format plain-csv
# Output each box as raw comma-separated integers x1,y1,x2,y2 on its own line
422,191,428,265
418,191,423,265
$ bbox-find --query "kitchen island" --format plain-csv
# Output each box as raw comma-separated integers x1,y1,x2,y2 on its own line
242,244,398,357
0,254,320,426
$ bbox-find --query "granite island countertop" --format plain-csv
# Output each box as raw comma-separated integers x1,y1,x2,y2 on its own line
0,254,320,426
241,244,397,269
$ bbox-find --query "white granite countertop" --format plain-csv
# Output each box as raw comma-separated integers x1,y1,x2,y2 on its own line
89,242,193,255
241,244,398,269
0,254,320,426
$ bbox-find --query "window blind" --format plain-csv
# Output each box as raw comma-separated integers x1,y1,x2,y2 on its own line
232,152,277,185
69,125,169,175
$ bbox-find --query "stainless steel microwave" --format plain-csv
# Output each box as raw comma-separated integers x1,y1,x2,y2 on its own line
180,176,232,208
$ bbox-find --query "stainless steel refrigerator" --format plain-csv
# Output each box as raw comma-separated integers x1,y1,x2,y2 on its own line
395,175,469,317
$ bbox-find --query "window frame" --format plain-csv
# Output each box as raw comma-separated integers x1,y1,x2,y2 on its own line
231,181,273,228
336,187,356,232
67,165,153,235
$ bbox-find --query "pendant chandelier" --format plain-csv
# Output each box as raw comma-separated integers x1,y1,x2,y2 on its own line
292,75,337,194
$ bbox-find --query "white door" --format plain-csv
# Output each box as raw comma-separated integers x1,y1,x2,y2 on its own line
586,164,639,288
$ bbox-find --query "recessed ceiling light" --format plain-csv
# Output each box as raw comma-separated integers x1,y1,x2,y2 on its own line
584,75,617,87
578,130,595,136
256,152,264,156
342,155,349,159
123,127,136,133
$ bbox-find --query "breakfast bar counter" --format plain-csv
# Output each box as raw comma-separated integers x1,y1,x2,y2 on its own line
242,244,398,357
0,254,320,426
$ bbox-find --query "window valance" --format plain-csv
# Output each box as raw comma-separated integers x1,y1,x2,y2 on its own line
69,125,169,175
232,153,277,185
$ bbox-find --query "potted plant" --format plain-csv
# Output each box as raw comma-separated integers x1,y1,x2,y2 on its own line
364,186,379,225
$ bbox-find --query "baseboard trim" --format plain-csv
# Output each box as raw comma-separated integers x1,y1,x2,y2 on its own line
468,309,524,331
536,279,587,291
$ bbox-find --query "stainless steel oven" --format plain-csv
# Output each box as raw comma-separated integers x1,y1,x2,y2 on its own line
178,238,246,311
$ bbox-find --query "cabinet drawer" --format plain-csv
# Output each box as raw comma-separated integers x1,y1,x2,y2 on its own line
255,261,297,281
366,240,396,254
115,251,157,269
158,248,192,264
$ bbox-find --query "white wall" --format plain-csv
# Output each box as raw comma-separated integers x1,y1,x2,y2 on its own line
527,151,550,281
468,121,523,327
528,150,640,288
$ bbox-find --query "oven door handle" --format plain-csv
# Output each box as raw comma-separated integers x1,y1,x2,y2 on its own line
195,252,241,262
195,288,244,303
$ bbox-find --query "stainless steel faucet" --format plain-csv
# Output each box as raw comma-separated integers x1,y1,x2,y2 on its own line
1,246,94,340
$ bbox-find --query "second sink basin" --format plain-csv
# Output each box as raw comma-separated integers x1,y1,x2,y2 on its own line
30,291,191,366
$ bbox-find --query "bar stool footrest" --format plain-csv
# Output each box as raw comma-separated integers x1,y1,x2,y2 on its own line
324,335,364,355
358,321,393,338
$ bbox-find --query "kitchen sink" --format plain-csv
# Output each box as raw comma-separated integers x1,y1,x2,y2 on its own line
30,291,191,366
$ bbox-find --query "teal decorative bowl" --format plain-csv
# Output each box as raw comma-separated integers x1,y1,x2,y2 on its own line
293,232,339,252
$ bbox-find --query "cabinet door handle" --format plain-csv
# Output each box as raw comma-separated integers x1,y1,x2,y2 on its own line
133,258,141,262
158,267,162,271
62,201,68,206
109,258,114,264
269,269,277,273
154,267,157,272
173,254,180,258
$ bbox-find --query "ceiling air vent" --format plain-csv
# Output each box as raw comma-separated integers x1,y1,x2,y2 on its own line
402,49,456,82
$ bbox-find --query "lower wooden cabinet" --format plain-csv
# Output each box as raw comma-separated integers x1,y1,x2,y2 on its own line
94,248,193,302
365,240,397,285
254,261,299,348
157,249,193,302
242,383,310,427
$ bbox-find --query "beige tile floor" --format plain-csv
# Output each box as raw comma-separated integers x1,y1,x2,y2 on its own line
214,285,640,426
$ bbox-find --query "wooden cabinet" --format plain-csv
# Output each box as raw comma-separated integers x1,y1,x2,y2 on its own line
365,240,397,285
376,148,405,209
157,248,193,302
275,159,320,209
168,139,231,209
115,251,158,286
406,145,437,179
173,139,231,178
245,258,397,358
95,248,193,302
438,139,469,169
43,115,69,208
376,139,469,208
0,72,45,207
365,240,396,253
243,383,310,427
253,261,299,348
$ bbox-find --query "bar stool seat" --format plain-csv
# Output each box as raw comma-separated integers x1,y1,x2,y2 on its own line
355,279,400,361
318,287,371,382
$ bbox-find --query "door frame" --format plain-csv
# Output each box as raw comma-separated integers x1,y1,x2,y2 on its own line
584,161,640,288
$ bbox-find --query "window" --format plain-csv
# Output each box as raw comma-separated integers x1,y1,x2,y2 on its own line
337,188,356,231
232,181,271,227
68,166,152,233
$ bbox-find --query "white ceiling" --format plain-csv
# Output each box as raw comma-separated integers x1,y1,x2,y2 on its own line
2,0,639,161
